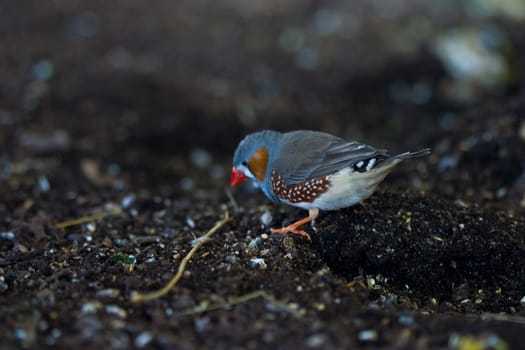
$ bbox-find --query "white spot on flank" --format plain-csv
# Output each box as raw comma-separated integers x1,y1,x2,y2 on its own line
366,158,376,171
356,161,364,168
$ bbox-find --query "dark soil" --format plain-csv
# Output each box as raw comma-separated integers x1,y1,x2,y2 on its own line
2,1,525,349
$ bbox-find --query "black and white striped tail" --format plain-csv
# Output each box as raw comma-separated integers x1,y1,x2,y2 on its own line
352,148,430,173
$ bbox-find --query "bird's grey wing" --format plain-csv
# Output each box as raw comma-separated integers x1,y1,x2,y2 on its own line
274,131,389,185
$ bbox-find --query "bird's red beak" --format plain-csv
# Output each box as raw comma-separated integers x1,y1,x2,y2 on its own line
230,167,247,186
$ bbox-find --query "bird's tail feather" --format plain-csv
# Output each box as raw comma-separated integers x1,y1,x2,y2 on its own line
392,148,431,160
374,148,430,170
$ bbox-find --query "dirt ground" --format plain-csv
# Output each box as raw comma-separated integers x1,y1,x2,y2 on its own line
2,1,525,349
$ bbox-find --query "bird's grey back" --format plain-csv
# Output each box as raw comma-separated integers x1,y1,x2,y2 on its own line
274,130,388,185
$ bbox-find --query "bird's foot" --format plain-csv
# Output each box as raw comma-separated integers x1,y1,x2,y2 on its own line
270,209,319,240
270,226,311,240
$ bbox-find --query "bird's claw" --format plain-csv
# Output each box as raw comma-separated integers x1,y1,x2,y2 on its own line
270,226,311,240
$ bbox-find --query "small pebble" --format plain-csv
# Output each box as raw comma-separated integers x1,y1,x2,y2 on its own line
120,194,135,209
67,233,83,242
45,328,61,345
190,148,212,169
105,305,127,318
191,236,209,248
314,303,326,311
520,295,525,306
38,174,50,192
185,217,195,229
179,177,194,191
398,315,415,327
18,129,70,152
96,289,120,298
113,179,125,190
0,231,15,240
134,331,153,348
0,275,8,292
247,237,262,250
312,8,343,36
304,333,328,348
249,257,267,269
194,316,211,333
260,210,272,226
260,248,270,256
224,255,237,264
69,11,100,38
107,163,121,176
437,154,459,172
14,328,27,340
81,301,102,314
33,60,54,81
358,329,378,342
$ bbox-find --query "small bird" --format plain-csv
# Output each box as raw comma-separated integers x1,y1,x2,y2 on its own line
231,130,430,239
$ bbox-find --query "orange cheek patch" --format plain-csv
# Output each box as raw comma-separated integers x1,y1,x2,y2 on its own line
248,147,269,182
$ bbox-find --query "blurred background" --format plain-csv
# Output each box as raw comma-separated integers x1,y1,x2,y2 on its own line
1,0,525,209
3,3,525,348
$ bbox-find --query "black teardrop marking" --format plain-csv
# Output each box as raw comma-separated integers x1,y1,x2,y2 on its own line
352,157,378,173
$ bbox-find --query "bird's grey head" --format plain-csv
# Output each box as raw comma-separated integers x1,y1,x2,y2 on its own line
231,130,282,187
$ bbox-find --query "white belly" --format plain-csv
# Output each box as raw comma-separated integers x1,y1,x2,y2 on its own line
289,166,394,211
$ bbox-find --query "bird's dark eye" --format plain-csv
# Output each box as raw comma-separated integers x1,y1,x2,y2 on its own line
242,161,248,166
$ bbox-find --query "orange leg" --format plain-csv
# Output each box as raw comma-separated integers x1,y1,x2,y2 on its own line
270,208,319,239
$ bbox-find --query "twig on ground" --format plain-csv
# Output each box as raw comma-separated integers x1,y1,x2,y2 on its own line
225,189,240,212
175,290,304,319
131,212,231,303
55,206,123,229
